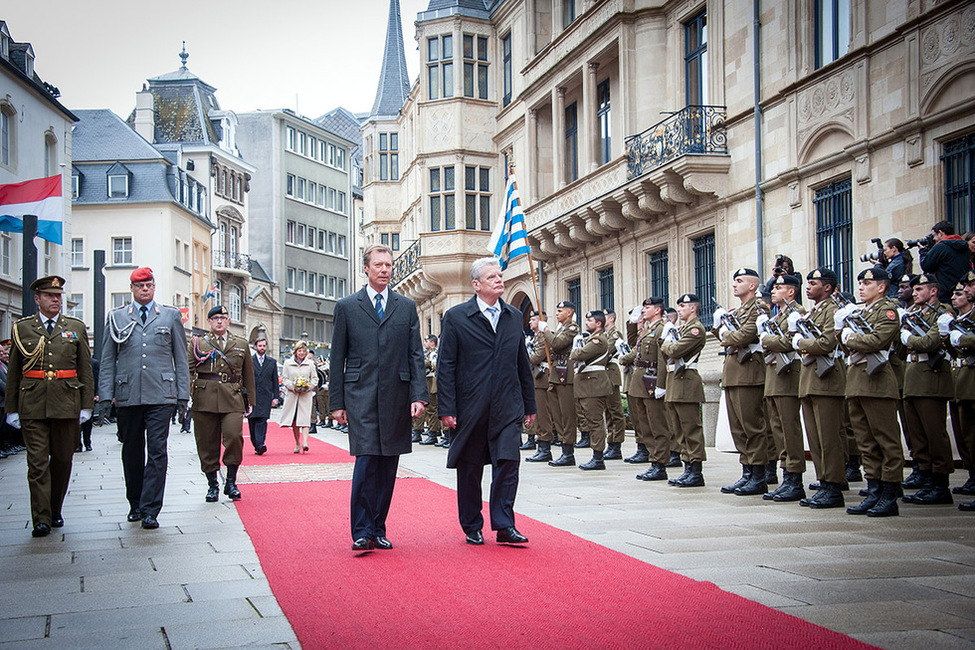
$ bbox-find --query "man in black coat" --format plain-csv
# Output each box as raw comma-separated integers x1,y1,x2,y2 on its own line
247,338,279,455
438,257,536,546
921,220,972,302
329,244,427,551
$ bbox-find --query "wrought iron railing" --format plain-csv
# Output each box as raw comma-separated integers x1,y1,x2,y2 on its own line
625,105,727,179
391,239,420,287
213,250,252,272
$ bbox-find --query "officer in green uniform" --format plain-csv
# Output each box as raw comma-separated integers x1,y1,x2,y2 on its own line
838,267,903,517
757,274,807,502
946,275,975,511
602,310,627,460
570,310,613,471
659,294,707,488
417,335,443,446
891,274,915,487
188,305,256,502
525,310,555,462
5,276,94,537
900,273,955,505
542,301,580,466
713,268,772,496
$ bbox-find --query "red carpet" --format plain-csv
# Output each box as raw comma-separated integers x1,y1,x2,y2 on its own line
236,477,876,649
243,421,352,465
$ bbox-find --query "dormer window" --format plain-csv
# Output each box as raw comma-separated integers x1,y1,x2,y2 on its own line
0,23,10,60
23,44,34,77
109,174,128,198
71,170,80,198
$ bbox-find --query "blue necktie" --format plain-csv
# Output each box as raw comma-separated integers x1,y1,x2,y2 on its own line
375,294,384,319
486,306,498,332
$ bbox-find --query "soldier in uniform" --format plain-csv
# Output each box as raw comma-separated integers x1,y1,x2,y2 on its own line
5,276,94,537
837,268,903,516
602,309,627,460
659,294,707,487
418,335,443,446
188,305,256,503
891,274,915,487
314,354,330,428
946,275,975,510
900,273,955,505
713,268,772,496
542,301,580,467
756,274,807,502
525,310,555,462
570,310,613,470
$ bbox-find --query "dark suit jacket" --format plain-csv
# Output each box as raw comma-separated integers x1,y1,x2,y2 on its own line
250,354,279,419
438,295,536,469
329,287,427,456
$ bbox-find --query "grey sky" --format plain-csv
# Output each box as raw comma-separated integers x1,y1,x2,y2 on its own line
4,0,428,120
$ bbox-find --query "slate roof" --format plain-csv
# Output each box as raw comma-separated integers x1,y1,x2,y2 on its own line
315,107,363,147
370,0,412,119
418,0,496,19
126,64,221,145
250,259,272,284
0,21,77,121
72,109,165,162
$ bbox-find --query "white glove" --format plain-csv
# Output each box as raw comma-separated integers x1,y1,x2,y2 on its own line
755,313,769,331
758,331,770,345
791,333,804,351
899,329,912,346
712,308,727,330
615,339,628,356
897,307,909,321
628,305,642,324
717,325,729,341
833,311,846,332
786,312,802,333
949,330,963,346
6,413,20,429
79,409,92,424
841,328,854,345
537,320,548,332
661,321,676,339
573,334,585,349
653,387,666,399
937,313,954,337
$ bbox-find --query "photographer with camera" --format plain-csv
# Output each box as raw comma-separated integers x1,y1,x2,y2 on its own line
880,239,913,296
919,221,971,302
764,255,803,306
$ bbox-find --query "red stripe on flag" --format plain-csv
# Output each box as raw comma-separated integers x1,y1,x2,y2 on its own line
0,175,62,206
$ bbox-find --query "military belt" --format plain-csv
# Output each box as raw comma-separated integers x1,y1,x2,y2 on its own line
580,364,606,373
909,353,930,363
634,360,652,368
196,372,241,384
23,369,77,380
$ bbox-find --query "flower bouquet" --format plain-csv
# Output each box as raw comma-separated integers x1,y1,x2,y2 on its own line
293,375,311,393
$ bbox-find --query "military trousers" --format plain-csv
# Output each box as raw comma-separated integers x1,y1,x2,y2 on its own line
629,394,673,464
315,390,329,423
192,410,244,473
800,395,845,483
577,396,608,451
667,402,706,463
23,418,78,527
118,404,174,518
529,386,554,441
949,400,975,469
903,397,953,475
547,384,577,445
605,388,626,444
424,393,442,433
848,396,904,482
767,395,806,474
724,386,769,465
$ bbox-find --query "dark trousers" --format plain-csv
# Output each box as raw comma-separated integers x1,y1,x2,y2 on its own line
456,458,519,533
350,455,399,541
23,418,78,526
118,404,174,517
247,417,268,450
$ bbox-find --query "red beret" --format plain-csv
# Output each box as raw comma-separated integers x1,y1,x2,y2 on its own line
130,267,154,283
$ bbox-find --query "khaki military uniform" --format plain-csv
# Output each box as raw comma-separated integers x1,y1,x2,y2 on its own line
527,332,554,441
902,303,955,475
569,332,613,452
843,297,904,482
762,304,806,474
544,320,580,445
413,348,441,434
189,332,257,472
315,363,329,423
660,317,707,462
719,297,771,466
620,319,673,463
604,326,627,445
6,314,95,528
948,309,975,475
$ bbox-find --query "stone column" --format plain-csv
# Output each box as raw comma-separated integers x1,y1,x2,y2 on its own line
527,108,538,203
584,61,599,174
553,86,566,190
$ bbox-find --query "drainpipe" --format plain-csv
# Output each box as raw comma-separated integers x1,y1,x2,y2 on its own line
753,0,764,273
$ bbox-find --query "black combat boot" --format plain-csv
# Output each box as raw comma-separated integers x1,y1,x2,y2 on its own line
906,473,953,505
308,422,317,433
721,465,751,494
520,434,537,451
548,444,576,467
734,465,768,496
668,461,691,485
901,461,923,489
902,470,933,503
419,432,438,445
953,470,975,495
438,431,452,448
770,471,805,502
808,481,845,509
579,450,606,471
675,461,705,487
960,500,975,511
411,430,423,443
603,442,623,460
866,481,901,517
765,461,779,485
624,444,650,464
525,440,553,463
223,465,242,501
846,478,882,514
574,432,591,449
665,451,682,468
636,462,668,481
845,455,863,482
205,471,220,503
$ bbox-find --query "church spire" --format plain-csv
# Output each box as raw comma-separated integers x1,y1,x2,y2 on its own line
370,0,412,119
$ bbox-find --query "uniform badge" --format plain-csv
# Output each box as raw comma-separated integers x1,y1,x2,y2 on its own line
691,327,700,335
61,331,78,340
886,310,896,320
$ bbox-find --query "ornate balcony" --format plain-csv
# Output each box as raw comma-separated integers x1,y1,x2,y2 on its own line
391,238,421,286
625,105,728,179
213,251,252,277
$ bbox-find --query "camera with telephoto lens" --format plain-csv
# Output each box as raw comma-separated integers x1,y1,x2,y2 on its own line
906,234,935,249
858,237,884,264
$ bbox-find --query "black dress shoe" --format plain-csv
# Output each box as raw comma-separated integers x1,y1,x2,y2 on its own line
127,509,142,522
465,530,484,545
496,527,528,544
374,536,393,549
255,446,267,456
85,445,92,451
75,445,83,453
51,516,64,528
32,523,51,537
352,537,376,551
141,515,159,529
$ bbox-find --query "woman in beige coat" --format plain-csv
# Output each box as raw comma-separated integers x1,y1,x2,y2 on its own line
277,341,319,453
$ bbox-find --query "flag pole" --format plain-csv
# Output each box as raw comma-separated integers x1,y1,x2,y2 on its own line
508,167,551,369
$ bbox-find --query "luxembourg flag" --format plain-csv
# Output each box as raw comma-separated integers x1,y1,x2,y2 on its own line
487,173,531,271
0,175,64,244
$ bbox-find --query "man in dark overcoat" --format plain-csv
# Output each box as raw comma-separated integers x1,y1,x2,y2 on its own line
329,244,427,551
438,257,536,546
247,337,279,455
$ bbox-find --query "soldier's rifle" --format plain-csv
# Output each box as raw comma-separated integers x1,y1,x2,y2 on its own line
758,302,796,374
787,303,836,378
712,300,763,363
833,293,888,375
901,308,944,368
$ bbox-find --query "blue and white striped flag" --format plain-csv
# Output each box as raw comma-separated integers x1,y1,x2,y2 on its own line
487,174,531,270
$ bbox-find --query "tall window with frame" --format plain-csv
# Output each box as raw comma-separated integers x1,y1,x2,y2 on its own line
685,11,708,106
464,166,491,230
71,238,84,268
648,248,670,307
0,107,11,166
463,34,489,99
1,233,9,275
430,166,456,231
693,233,716,324
379,132,399,181
567,278,581,325
565,102,579,182
942,133,975,235
427,35,454,100
597,79,611,165
814,178,854,293
815,0,851,69
112,237,132,265
562,0,576,29
502,33,512,107
598,267,615,313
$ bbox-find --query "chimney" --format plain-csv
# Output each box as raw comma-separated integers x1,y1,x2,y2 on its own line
134,85,155,143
